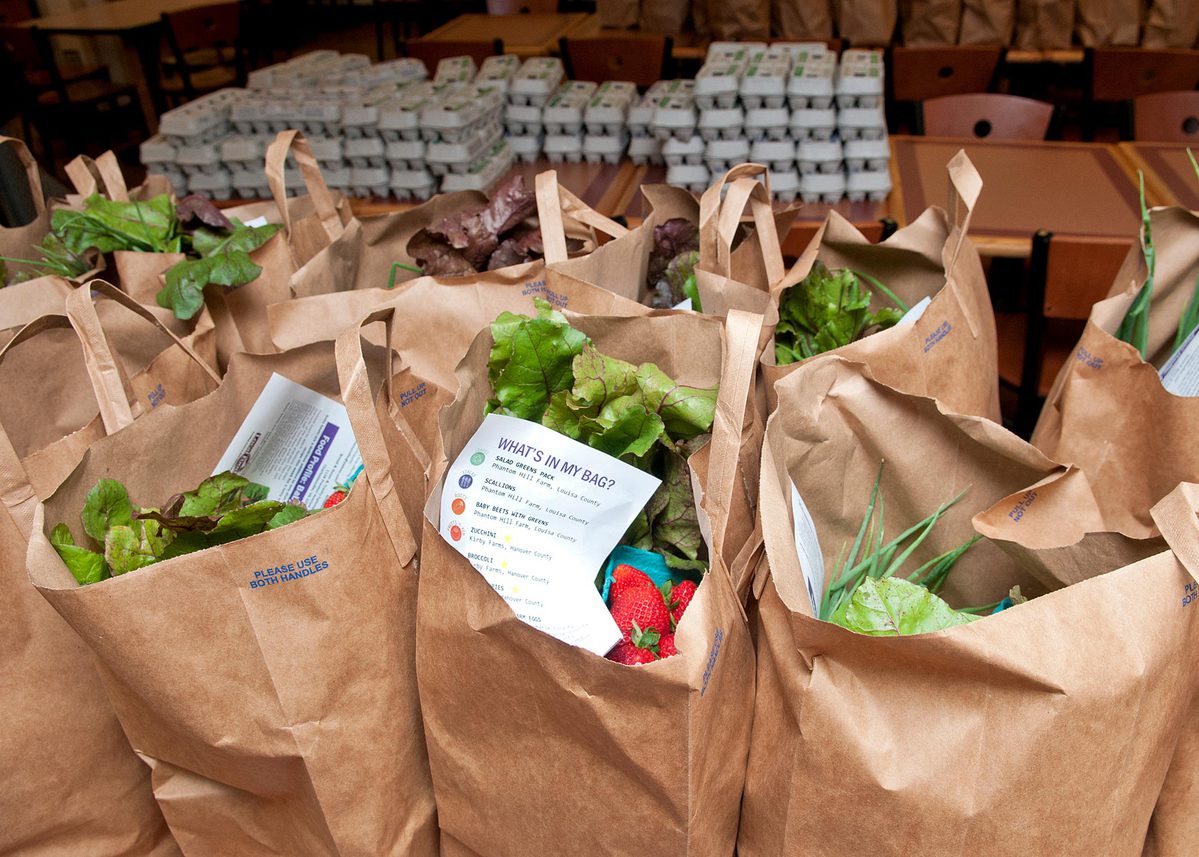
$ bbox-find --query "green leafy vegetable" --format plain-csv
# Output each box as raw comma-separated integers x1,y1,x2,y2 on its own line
53,194,180,255
1117,173,1154,359
50,472,316,584
158,219,280,320
775,262,907,365
830,577,981,636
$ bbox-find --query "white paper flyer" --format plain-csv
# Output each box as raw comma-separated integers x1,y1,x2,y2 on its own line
790,481,826,615
1159,323,1199,397
213,373,364,511
440,413,662,655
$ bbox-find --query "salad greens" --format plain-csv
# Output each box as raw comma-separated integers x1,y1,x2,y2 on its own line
775,262,907,365
647,219,701,310
830,577,979,636
821,462,985,636
487,299,717,573
51,472,310,585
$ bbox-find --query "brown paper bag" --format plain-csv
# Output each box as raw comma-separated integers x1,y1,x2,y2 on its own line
1033,206,1199,539
703,0,771,39
0,137,52,285
902,0,964,43
640,0,691,32
64,151,175,205
1076,0,1144,46
763,151,999,421
772,0,835,37
737,353,1199,856
959,0,1016,43
207,130,351,365
835,0,899,44
1014,0,1075,48
1144,0,1199,47
417,309,763,856
598,0,640,27
0,275,73,344
27,328,439,856
2,282,222,857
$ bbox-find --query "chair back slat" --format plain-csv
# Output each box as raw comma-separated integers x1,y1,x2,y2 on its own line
921,93,1054,140
1134,91,1199,143
560,34,669,88
1043,234,1134,320
891,46,1001,102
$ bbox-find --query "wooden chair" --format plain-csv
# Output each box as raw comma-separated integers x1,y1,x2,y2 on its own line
160,3,245,105
919,93,1054,140
1134,91,1199,143
0,25,146,164
486,0,557,11
402,38,503,74
997,231,1132,436
1088,47,1199,139
891,45,1002,103
559,34,671,88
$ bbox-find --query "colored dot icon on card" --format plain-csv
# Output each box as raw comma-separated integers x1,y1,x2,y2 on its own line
450,525,462,542
470,451,486,465
451,498,466,515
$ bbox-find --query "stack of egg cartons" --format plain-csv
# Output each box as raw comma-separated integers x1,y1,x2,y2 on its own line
422,58,509,194
148,88,247,200
783,44,839,204
583,81,636,165
651,80,705,192
333,58,427,198
741,44,798,203
543,81,595,164
505,57,565,165
627,80,671,166
836,49,890,203
381,82,442,200
697,43,754,185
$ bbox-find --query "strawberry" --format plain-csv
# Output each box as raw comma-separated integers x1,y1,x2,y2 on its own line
658,634,677,659
610,582,671,641
609,563,653,605
322,481,351,508
667,579,698,627
607,640,657,666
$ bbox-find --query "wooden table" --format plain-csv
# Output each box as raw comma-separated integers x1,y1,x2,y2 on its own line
420,13,594,59
890,135,1156,256
1119,142,1199,211
21,0,234,118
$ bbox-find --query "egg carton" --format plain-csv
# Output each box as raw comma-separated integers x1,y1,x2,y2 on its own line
345,136,386,169
509,57,565,107
432,55,477,86
507,133,543,163
584,81,637,135
247,50,339,89
837,107,887,141
836,49,884,109
140,135,177,168
790,108,837,141
650,81,698,141
739,50,793,110
543,132,583,164
333,57,427,88
157,167,187,194
698,106,745,141
390,167,437,201
787,52,837,111
231,167,269,198
627,134,662,165
695,58,746,110
704,138,751,173
705,42,766,63
844,137,890,173
306,136,346,171
628,80,675,136
341,84,404,138
477,54,521,95
440,139,515,194
846,168,891,202
228,91,274,135
751,138,798,172
582,132,627,165
800,170,846,204
745,107,791,141
385,138,427,170
771,168,801,204
505,102,543,135
272,54,371,92
345,165,388,198
378,82,449,141
217,134,264,170
158,87,244,142
661,134,706,166
797,139,844,175
186,167,233,201
322,165,351,192
542,81,598,135
175,142,222,176
420,85,504,143
665,163,711,194
426,122,503,174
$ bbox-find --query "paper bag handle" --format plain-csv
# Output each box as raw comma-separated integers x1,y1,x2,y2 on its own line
536,171,629,265
1150,482,1199,585
699,166,785,286
335,306,427,566
265,130,344,245
65,151,130,201
945,150,981,272
0,136,45,214
65,281,221,404
705,309,764,563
